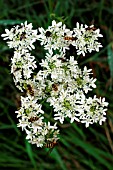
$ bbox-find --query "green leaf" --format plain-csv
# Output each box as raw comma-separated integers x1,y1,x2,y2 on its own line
107,43,113,90
0,20,24,25
50,148,67,170
107,43,113,78
25,140,37,169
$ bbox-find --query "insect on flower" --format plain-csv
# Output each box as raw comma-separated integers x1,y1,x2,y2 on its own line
45,139,58,155
28,116,39,123
58,57,67,62
52,83,59,91
20,32,26,41
64,36,76,41
45,139,58,149
27,84,34,96
45,31,52,37
85,26,97,31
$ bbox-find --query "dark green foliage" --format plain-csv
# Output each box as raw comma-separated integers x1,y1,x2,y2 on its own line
0,0,113,169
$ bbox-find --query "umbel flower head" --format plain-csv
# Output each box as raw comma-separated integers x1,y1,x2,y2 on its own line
1,20,108,148
1,21,37,51
16,95,60,147
79,95,108,127
37,20,72,53
72,23,103,56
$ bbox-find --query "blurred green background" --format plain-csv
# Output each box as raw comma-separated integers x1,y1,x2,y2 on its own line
0,0,113,170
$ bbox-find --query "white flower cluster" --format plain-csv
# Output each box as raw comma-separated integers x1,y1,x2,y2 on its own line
34,52,108,126
72,23,103,56
11,51,37,91
2,20,108,148
1,21,60,147
16,96,59,147
1,21,37,51
37,20,103,55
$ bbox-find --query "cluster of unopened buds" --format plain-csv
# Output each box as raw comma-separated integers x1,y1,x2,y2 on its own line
2,20,108,148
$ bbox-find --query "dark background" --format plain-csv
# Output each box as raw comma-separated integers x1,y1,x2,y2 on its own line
0,0,113,170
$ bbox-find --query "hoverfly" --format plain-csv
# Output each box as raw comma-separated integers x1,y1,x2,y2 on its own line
45,139,59,156
28,116,39,123
64,36,76,41
45,140,58,148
